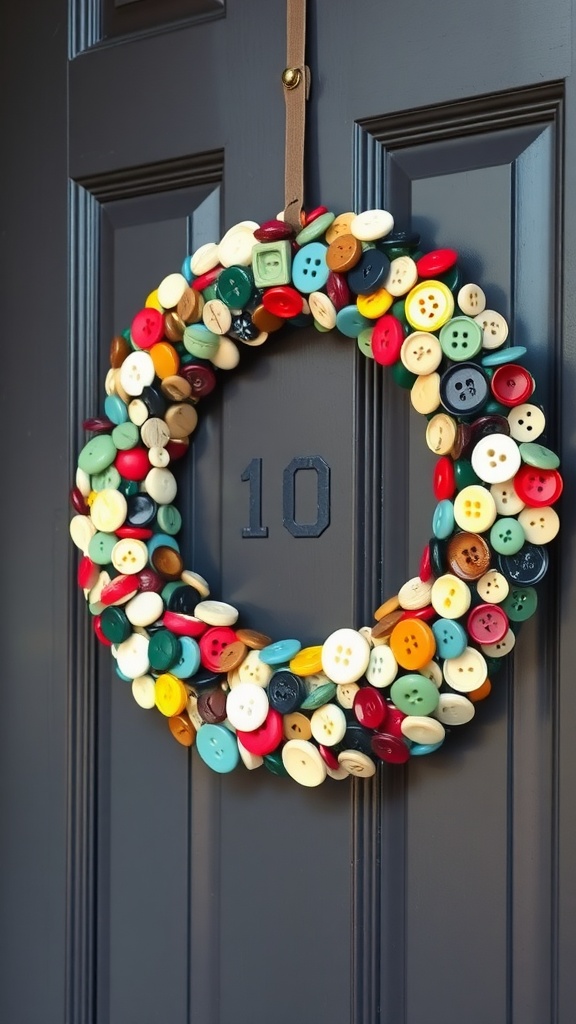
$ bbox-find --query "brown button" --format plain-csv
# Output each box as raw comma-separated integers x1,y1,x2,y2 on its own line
164,311,186,342
235,628,273,650
168,712,196,747
446,531,491,580
197,687,227,724
164,402,199,439
109,334,131,369
371,609,404,640
450,421,473,460
176,287,203,324
326,233,363,273
160,374,192,403
151,546,184,580
251,304,285,333
374,595,400,620
219,640,249,672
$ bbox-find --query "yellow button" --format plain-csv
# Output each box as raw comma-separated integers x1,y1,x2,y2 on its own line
282,712,312,741
453,485,497,533
155,673,188,716
145,288,164,311
290,645,323,676
90,488,127,533
430,573,472,619
405,280,454,331
356,287,393,319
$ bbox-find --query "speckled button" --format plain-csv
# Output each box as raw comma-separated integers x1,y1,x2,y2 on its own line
446,531,491,580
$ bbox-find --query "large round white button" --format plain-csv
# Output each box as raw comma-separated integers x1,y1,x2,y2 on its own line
471,434,521,484
518,505,560,544
282,739,327,787
321,628,371,684
194,600,239,626
476,570,510,604
125,591,164,627
401,715,445,745
398,576,433,610
144,467,178,505
90,489,127,533
157,272,188,310
310,703,347,746
191,241,220,276
116,632,150,679
385,256,418,296
119,351,156,396
226,682,269,731
401,332,443,375
350,208,394,241
337,750,376,778
442,647,488,692
131,674,156,709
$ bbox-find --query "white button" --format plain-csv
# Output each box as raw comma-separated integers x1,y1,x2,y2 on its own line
453,485,497,533
433,692,476,725
350,208,394,241
337,750,376,777
116,632,150,679
69,514,97,552
131,674,156,709
336,682,360,709
474,309,509,349
309,290,337,329
226,682,269,731
431,574,472,619
90,489,127,533
326,764,352,781
125,591,164,627
144,467,178,505
237,738,264,770
401,715,445,745
148,445,170,468
398,575,433,610
507,403,546,442
75,466,91,497
457,282,486,316
202,298,232,335
211,337,240,370
410,372,441,415
111,538,149,575
119,351,156,396
420,659,443,688
365,645,398,687
282,739,327,786
221,219,260,240
157,272,188,310
140,417,170,449
217,227,258,267
385,256,418,297
128,399,149,427
476,570,510,603
321,628,371,684
471,434,521,484
310,703,347,746
518,505,560,544
194,600,239,626
401,332,443,375
180,570,210,598
190,241,220,276
490,478,525,516
87,570,111,613
442,647,487,692
237,649,273,687
426,413,457,455
480,628,516,658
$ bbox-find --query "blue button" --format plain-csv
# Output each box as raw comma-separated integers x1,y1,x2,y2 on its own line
432,618,468,659
291,242,330,293
259,638,302,665
347,249,390,296
440,362,489,417
181,255,193,282
497,543,549,585
104,394,129,425
481,345,527,367
432,499,455,540
196,723,240,773
267,670,306,713
336,304,372,338
410,739,444,756
170,636,201,679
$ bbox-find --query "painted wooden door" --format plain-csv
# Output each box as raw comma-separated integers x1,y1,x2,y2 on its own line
1,1,575,1022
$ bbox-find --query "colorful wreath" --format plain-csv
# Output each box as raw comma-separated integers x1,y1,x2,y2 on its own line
69,206,562,786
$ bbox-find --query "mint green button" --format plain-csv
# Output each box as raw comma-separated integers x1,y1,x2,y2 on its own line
502,586,538,622
252,241,292,288
157,505,182,535
390,673,439,716
300,682,337,710
295,211,335,245
88,531,116,565
439,316,483,361
91,466,121,492
518,442,560,469
183,324,220,359
78,434,117,475
201,283,219,302
489,516,525,554
112,421,140,451
357,328,374,358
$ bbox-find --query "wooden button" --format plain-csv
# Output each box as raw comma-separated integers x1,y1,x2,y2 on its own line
151,545,184,580
160,375,192,402
110,334,131,369
325,233,363,272
164,403,198,439
164,311,186,341
250,304,284,332
219,640,249,672
176,287,203,324
446,531,491,580
168,713,196,747
235,628,273,650
371,609,404,640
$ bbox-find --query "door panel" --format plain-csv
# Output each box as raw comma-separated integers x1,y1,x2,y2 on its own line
1,2,575,1024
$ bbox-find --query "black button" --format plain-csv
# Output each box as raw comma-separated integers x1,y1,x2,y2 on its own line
347,249,390,296
267,670,305,714
440,362,489,417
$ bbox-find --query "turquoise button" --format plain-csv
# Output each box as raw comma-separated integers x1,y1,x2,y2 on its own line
181,255,193,282
481,345,527,367
78,434,117,475
183,323,220,359
502,586,538,622
112,421,140,451
432,499,455,540
171,636,201,678
390,673,439,716
196,723,240,773
104,394,128,425
148,533,180,558
295,211,335,245
439,316,482,361
259,638,302,665
157,505,182,535
215,265,254,308
88,531,116,565
490,516,525,555
336,304,372,338
91,466,121,492
432,618,467,659
292,242,329,293
300,682,337,710
518,442,560,469
410,739,444,756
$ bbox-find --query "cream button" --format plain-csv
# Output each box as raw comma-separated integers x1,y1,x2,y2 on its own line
457,282,486,316
157,272,188,310
433,692,476,725
140,417,171,449
426,413,457,455
337,750,376,778
217,227,257,267
148,445,170,468
401,715,445,745
321,628,371,684
226,682,269,731
282,739,327,786
474,309,509,349
442,646,487,692
202,298,232,335
385,255,418,296
350,208,394,241
70,514,97,552
237,649,273,687
131,674,156,709
282,712,313,741
326,764,352,781
143,467,178,504
365,645,398,687
125,591,164,627
194,600,239,626
211,338,240,370
507,403,546,442
128,399,149,427
430,573,472,619
190,241,220,276
453,485,497,533
111,538,149,575
401,332,443,375
180,570,210,598
476,570,510,604
90,489,127,533
420,659,443,688
336,682,360,709
237,738,264,770
471,434,521,484
410,372,441,415
310,703,347,746
75,466,91,497
490,478,525,516
119,351,156,396
309,290,337,329
518,505,560,544
116,632,150,679
480,628,516,658
398,576,433,611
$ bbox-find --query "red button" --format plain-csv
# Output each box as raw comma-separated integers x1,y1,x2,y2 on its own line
93,615,113,647
326,270,351,311
192,265,223,291
419,543,433,583
400,605,436,622
115,526,153,540
162,610,207,638
77,554,99,590
371,314,404,365
83,417,114,434
304,205,329,225
371,731,411,764
433,456,455,500
385,703,407,737
513,465,563,507
100,574,139,606
138,567,165,593
115,447,150,481
70,486,89,515
199,626,238,671
262,286,303,318
467,604,509,645
416,248,458,278
318,743,340,770
353,686,387,729
254,219,293,242
491,364,534,407
131,308,164,350
179,362,217,399
237,708,284,755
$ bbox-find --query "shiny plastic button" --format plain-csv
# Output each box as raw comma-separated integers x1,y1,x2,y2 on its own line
439,315,483,361
196,723,240,773
507,403,546,442
389,618,436,670
440,363,489,417
282,740,327,787
457,282,486,317
433,693,476,725
226,682,269,731
513,465,563,507
491,364,534,406
390,672,439,716
453,485,497,533
405,280,455,331
476,569,509,604
471,433,521,484
432,618,468,659
489,516,525,555
490,478,526,516
310,703,347,746
321,628,371,684
474,309,509,349
497,544,549,585
446,531,491,580
443,647,487,692
430,573,472,619
518,505,560,544
467,603,509,645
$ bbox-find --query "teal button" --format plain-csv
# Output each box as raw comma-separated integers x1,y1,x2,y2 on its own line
100,606,132,644
481,345,527,367
432,499,455,540
112,421,140,451
432,618,467,659
336,304,372,338
183,323,220,359
489,516,525,555
410,739,444,756
502,586,538,622
170,636,201,679
148,629,182,671
215,265,254,308
292,242,330,293
518,442,560,469
439,316,482,361
300,682,337,710
391,298,410,330
454,458,481,489
118,479,139,498
295,211,335,246
264,750,290,776
357,328,374,358
391,361,417,389
148,533,180,558
78,434,117,475
259,638,302,665
88,531,116,565
104,394,128,425
438,264,462,293
196,723,240,773
157,505,182,535
390,673,439,716
91,466,121,492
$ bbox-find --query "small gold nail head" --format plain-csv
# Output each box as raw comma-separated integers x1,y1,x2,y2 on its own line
282,66,302,90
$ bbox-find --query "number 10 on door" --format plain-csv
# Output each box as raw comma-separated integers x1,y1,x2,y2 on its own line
241,456,331,538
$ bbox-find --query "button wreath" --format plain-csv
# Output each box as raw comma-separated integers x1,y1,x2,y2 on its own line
70,206,562,786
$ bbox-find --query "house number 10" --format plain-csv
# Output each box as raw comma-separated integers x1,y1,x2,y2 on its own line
241,456,331,538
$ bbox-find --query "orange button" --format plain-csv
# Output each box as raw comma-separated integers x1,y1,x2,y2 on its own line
389,618,436,670
150,341,180,379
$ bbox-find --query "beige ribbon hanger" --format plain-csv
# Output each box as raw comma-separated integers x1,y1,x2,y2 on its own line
282,0,311,234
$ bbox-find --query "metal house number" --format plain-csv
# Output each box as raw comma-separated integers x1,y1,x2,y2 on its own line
241,456,331,538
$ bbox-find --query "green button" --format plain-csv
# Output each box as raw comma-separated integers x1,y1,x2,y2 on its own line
252,240,292,288
502,586,538,622
390,673,439,716
88,531,116,565
391,361,417,389
148,629,182,671
100,606,132,644
357,328,374,358
118,479,139,497
489,516,525,555
300,682,337,710
438,264,463,293
439,316,483,361
161,581,185,605
91,466,121,492
519,442,560,469
264,750,289,776
78,434,117,475
157,505,182,535
454,458,481,490
201,283,219,302
295,211,335,246
112,421,140,451
391,298,410,330
183,323,220,359
215,265,254,308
